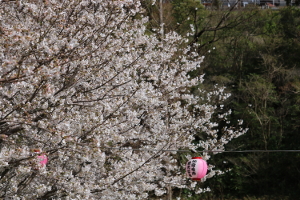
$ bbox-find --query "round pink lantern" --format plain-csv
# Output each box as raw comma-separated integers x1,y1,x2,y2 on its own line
186,157,208,181
32,149,48,170
37,154,48,167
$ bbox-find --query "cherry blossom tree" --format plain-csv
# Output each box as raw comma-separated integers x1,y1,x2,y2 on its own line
0,0,247,199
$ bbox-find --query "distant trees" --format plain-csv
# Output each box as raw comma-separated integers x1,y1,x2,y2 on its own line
191,7,300,199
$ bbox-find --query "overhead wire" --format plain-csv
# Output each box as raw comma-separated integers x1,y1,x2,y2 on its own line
105,147,300,153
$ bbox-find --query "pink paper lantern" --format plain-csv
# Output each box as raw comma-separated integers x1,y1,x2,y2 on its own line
186,157,208,181
37,155,48,167
32,149,48,170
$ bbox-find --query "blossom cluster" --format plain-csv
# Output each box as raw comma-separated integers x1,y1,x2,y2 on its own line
0,0,247,199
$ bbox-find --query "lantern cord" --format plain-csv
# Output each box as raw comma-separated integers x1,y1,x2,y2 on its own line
105,148,300,153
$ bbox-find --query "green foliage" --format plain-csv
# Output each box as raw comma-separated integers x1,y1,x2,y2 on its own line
279,7,300,39
172,0,206,35
199,7,300,199
184,6,300,200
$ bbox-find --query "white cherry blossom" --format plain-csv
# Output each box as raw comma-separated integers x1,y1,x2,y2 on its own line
0,0,247,199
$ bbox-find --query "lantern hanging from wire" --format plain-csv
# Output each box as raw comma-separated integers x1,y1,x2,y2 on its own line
186,157,208,181
31,149,48,170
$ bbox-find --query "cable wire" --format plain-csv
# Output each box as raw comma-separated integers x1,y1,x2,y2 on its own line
106,147,300,153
